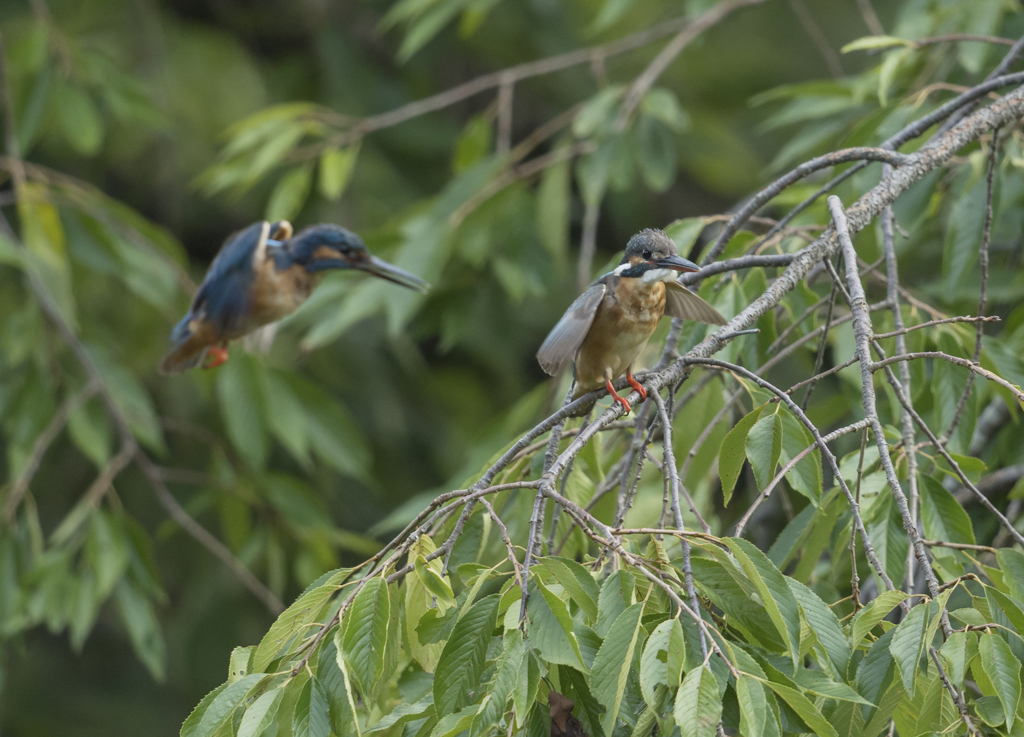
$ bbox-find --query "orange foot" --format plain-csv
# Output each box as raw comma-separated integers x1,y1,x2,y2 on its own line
204,344,229,369
605,378,632,414
626,370,647,402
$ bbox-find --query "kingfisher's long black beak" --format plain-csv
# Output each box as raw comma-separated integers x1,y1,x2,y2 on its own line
653,254,700,273
357,255,430,293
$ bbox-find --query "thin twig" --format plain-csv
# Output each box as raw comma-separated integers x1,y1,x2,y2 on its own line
617,0,767,128
830,195,945,613
941,129,1000,444
872,315,999,340
870,351,1024,406
733,420,870,537
4,381,99,522
929,647,980,737
850,428,869,614
577,201,600,294
788,0,843,78
311,1,765,153
854,0,885,36
879,165,920,594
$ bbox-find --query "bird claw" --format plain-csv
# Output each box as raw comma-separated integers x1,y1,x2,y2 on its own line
203,345,229,370
605,378,632,415
626,372,647,402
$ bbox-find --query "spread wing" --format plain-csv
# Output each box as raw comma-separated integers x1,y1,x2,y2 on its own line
536,282,607,376
188,221,268,335
664,281,728,325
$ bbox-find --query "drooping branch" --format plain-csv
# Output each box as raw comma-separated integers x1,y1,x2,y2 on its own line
829,195,946,611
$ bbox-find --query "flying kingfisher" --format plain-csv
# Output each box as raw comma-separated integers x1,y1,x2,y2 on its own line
159,220,429,374
536,228,726,413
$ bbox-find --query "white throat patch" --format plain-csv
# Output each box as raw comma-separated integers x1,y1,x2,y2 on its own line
642,268,678,283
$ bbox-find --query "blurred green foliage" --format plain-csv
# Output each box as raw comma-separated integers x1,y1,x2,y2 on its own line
1,0,1024,735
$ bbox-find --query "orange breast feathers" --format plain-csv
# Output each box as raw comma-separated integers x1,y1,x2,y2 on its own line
248,260,315,331
573,280,666,395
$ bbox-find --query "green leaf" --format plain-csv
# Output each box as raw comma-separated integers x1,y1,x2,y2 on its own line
975,695,1005,727
674,666,722,737
640,88,690,133
415,555,457,607
536,149,571,263
919,475,975,548
667,616,687,688
433,594,499,716
763,681,837,737
849,590,907,653
860,677,905,737
194,674,264,737
267,164,313,222
889,600,928,698
217,356,268,470
979,631,1021,730
253,582,336,672
472,630,524,737
788,579,849,676
536,558,599,623
229,646,254,684
591,602,644,735
777,411,822,504
792,669,871,705
856,628,895,704
366,694,433,733
718,406,764,505
736,675,767,737
637,116,676,192
527,581,586,670
745,413,783,492
996,549,1024,601
938,631,969,688
878,48,909,106
238,689,283,737
512,649,540,728
589,0,633,33
56,84,104,155
318,144,360,200
318,640,361,737
640,619,676,708
262,371,312,467
67,398,112,468
181,683,227,737
724,538,801,667
663,217,707,255
407,586,445,672
113,579,165,681
293,677,331,737
595,569,633,638
573,86,624,139
342,577,390,696
430,706,478,737
453,115,493,173
942,168,988,295
840,35,912,52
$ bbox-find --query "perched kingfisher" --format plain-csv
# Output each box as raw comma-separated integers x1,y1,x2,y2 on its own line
536,228,726,413
159,220,429,374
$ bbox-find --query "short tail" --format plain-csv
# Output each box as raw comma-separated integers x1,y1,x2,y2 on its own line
158,317,209,374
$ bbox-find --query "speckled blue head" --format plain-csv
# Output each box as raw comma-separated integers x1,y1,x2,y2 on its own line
285,224,429,292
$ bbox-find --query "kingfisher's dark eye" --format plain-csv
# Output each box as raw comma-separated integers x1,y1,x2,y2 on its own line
641,249,652,260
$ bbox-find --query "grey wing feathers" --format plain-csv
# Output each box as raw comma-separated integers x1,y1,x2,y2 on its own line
536,283,607,376
664,281,728,325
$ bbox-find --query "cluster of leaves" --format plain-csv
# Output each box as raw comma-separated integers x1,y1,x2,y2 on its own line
182,511,1024,737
